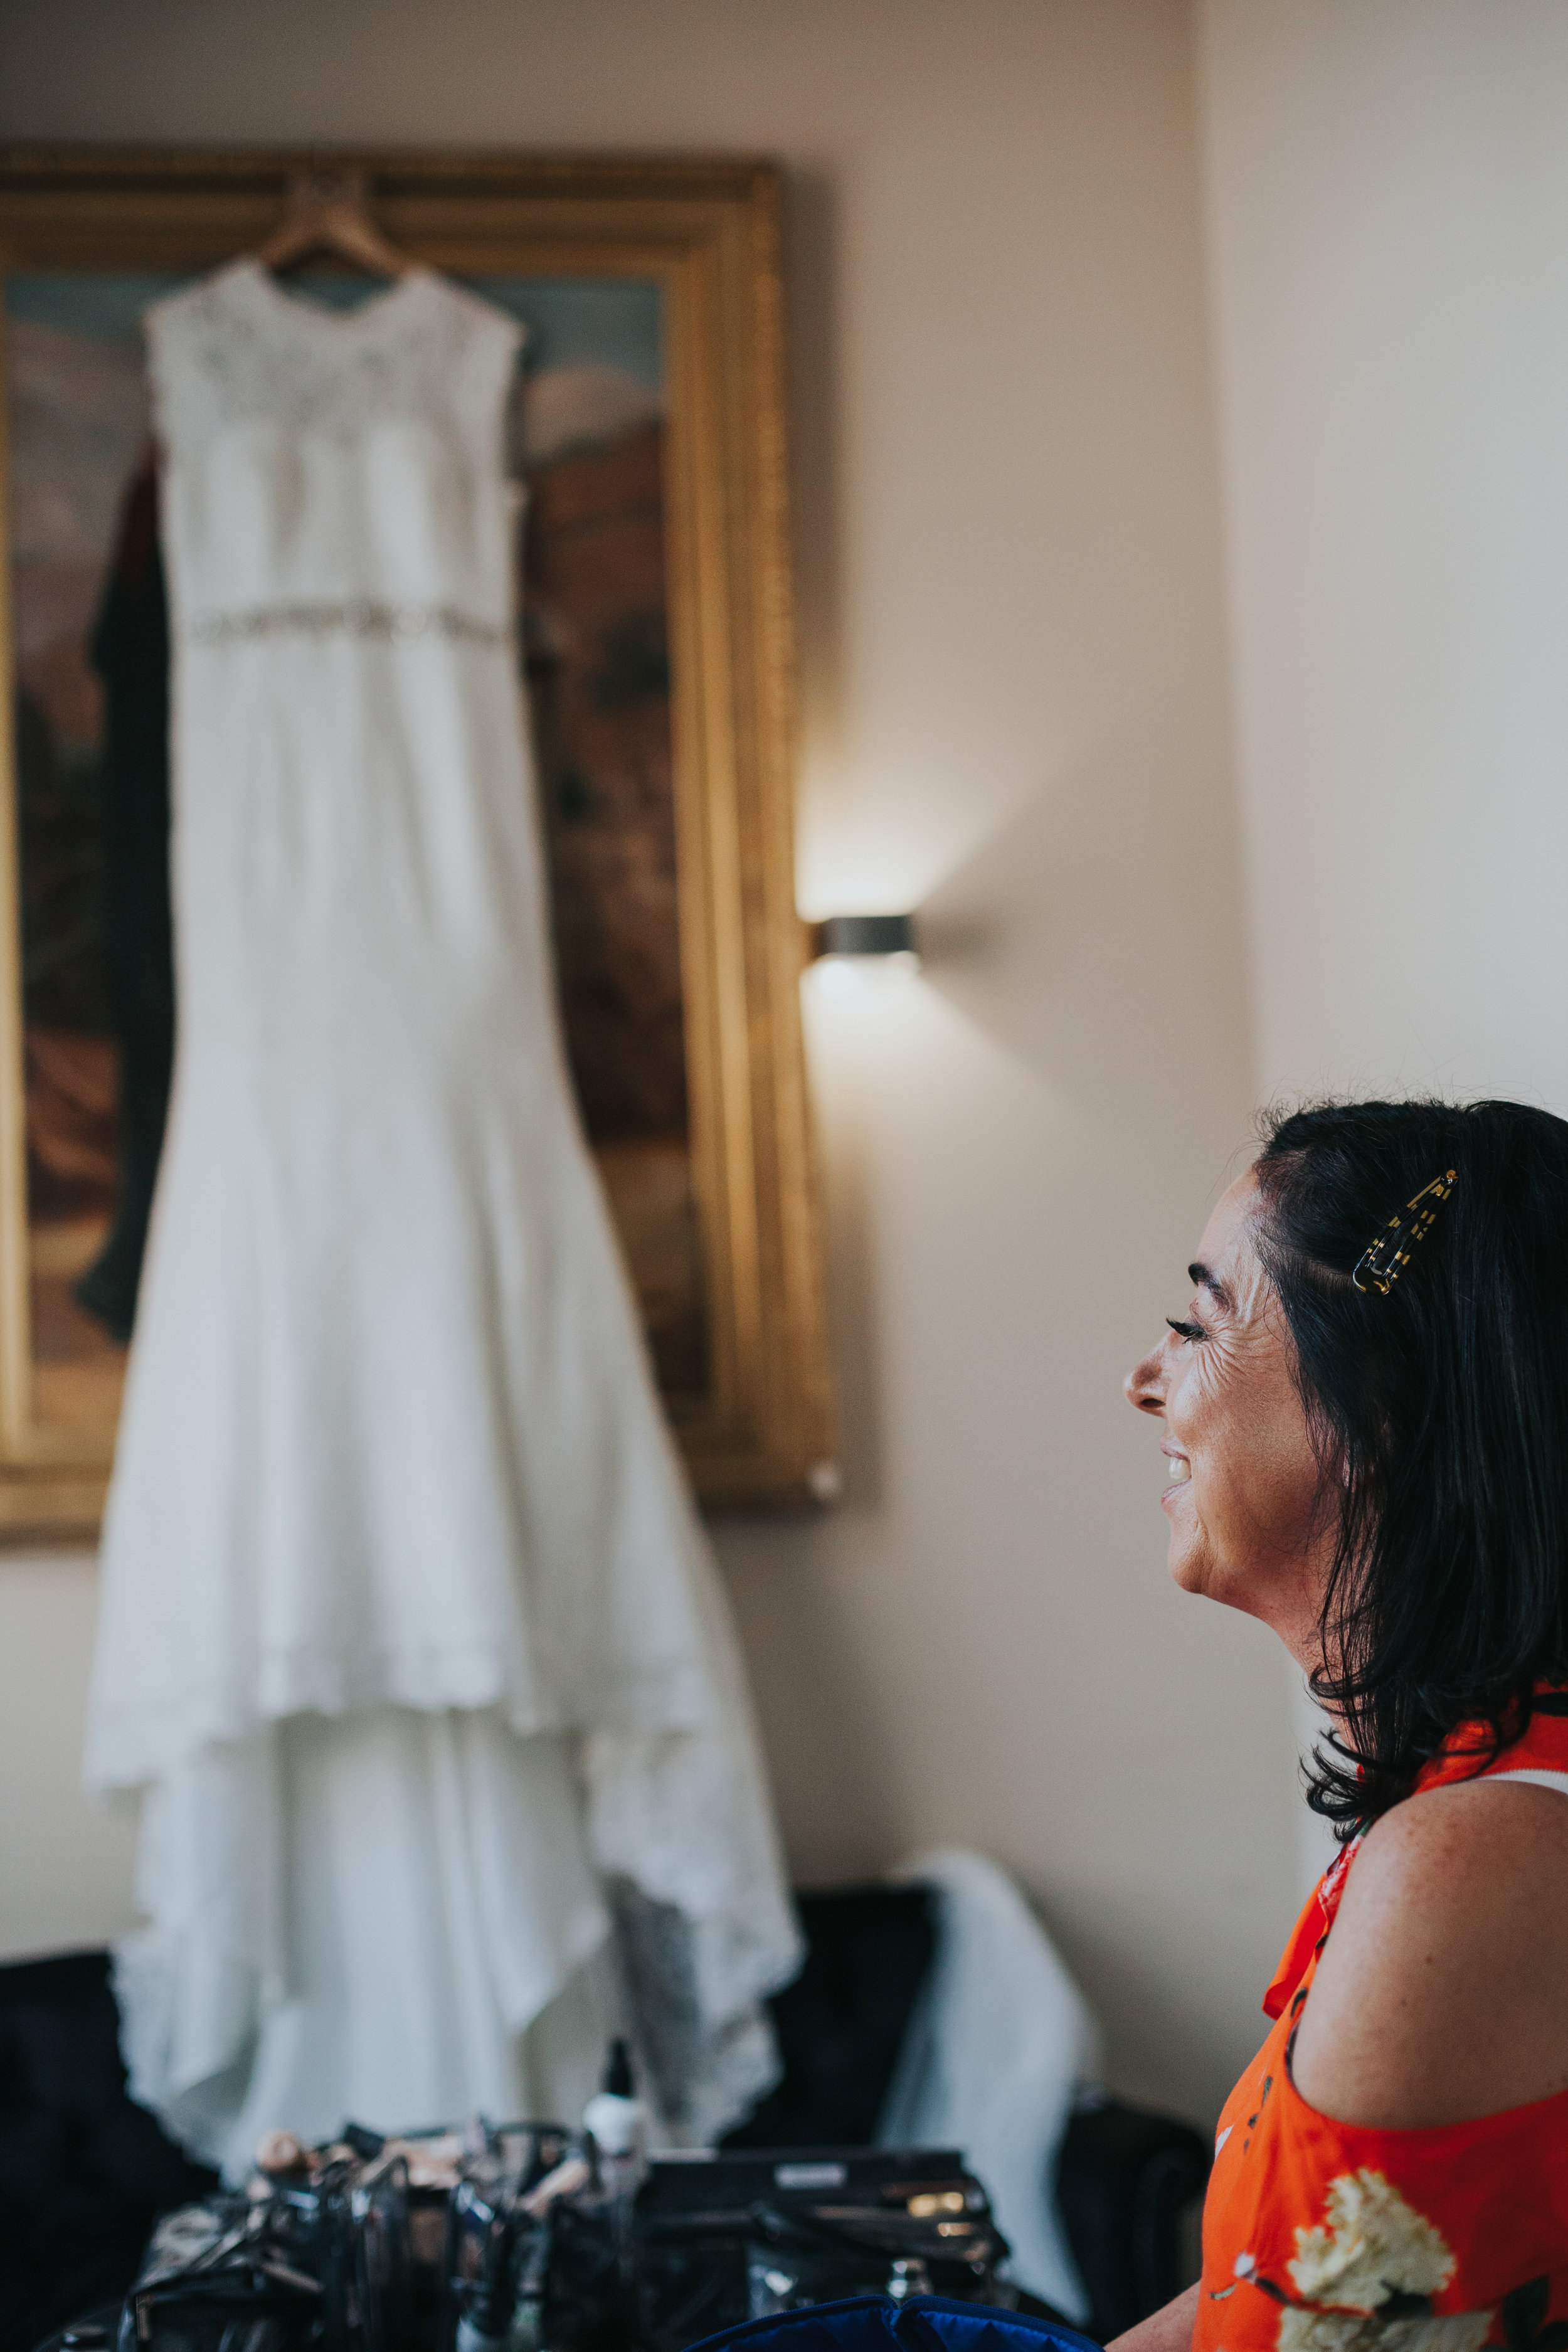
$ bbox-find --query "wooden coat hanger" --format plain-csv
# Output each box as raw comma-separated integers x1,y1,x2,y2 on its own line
255,167,413,280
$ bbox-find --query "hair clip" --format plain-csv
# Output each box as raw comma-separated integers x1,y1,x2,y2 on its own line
1352,1168,1459,1296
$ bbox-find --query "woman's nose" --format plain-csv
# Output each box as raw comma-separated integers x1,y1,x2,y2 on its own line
1124,1346,1167,1417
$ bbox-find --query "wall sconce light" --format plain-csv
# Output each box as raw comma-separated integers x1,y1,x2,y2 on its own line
805,913,921,1002
808,914,918,962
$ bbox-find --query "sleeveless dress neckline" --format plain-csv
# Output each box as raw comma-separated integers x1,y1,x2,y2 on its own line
1198,1692,1568,2352
228,257,437,336
1263,1720,1568,2146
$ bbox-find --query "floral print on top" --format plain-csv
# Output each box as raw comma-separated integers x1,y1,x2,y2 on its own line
1197,1693,1568,2352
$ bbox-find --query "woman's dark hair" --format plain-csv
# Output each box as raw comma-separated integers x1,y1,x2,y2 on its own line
1253,1097,1568,1833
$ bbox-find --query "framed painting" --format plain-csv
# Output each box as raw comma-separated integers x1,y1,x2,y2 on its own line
0,146,834,1533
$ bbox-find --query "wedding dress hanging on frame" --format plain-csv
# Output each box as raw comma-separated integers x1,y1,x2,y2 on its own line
85,256,799,2173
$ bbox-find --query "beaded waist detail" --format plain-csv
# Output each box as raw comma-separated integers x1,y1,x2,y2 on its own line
188,601,512,649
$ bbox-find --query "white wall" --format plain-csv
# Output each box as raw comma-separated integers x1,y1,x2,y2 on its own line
1199,0,1568,1112
0,1556,139,1958
0,0,1307,2126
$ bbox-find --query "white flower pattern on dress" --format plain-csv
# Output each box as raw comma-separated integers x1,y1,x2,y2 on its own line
1256,2173,1494,2352
1278,2310,1491,2352
1290,2171,1456,2306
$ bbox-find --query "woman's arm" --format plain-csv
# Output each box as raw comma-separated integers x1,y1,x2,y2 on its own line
1292,1777,1568,2127
1105,2280,1200,2352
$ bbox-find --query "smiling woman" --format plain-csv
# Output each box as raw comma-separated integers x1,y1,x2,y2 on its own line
1117,1099,1568,2352
1126,1181,1330,1663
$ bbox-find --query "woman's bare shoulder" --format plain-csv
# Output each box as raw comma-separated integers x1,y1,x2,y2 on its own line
1290,1774,1568,2130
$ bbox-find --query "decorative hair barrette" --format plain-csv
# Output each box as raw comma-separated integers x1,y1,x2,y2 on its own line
1352,1168,1460,1296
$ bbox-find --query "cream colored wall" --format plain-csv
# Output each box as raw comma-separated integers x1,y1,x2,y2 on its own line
0,0,1306,2124
1199,0,1568,1113
0,1556,139,1959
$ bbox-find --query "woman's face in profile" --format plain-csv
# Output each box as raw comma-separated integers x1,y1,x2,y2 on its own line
1124,1170,1332,1663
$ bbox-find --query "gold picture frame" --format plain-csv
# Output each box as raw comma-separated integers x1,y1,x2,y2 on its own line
0,145,834,1534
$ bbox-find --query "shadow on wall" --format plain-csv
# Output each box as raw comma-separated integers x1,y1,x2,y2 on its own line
723,1545,916,1882
917,702,1251,1155
1041,1893,1253,2125
814,1078,884,1516
801,698,1251,1532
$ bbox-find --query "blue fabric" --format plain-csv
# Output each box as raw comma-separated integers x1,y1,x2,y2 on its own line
685,2292,1103,2352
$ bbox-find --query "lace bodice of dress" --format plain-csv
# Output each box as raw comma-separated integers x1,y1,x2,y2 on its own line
146,262,523,629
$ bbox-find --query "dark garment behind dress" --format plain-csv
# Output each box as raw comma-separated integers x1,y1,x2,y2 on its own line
73,458,175,1343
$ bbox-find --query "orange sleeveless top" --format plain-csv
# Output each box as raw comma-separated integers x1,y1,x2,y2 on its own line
1197,1693,1568,2352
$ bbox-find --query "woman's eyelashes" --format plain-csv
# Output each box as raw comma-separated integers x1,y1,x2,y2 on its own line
1166,1317,1208,1343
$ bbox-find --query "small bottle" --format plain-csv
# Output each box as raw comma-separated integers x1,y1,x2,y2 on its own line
582,2037,649,2223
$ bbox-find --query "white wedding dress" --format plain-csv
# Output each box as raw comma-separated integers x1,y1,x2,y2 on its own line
85,261,800,2175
